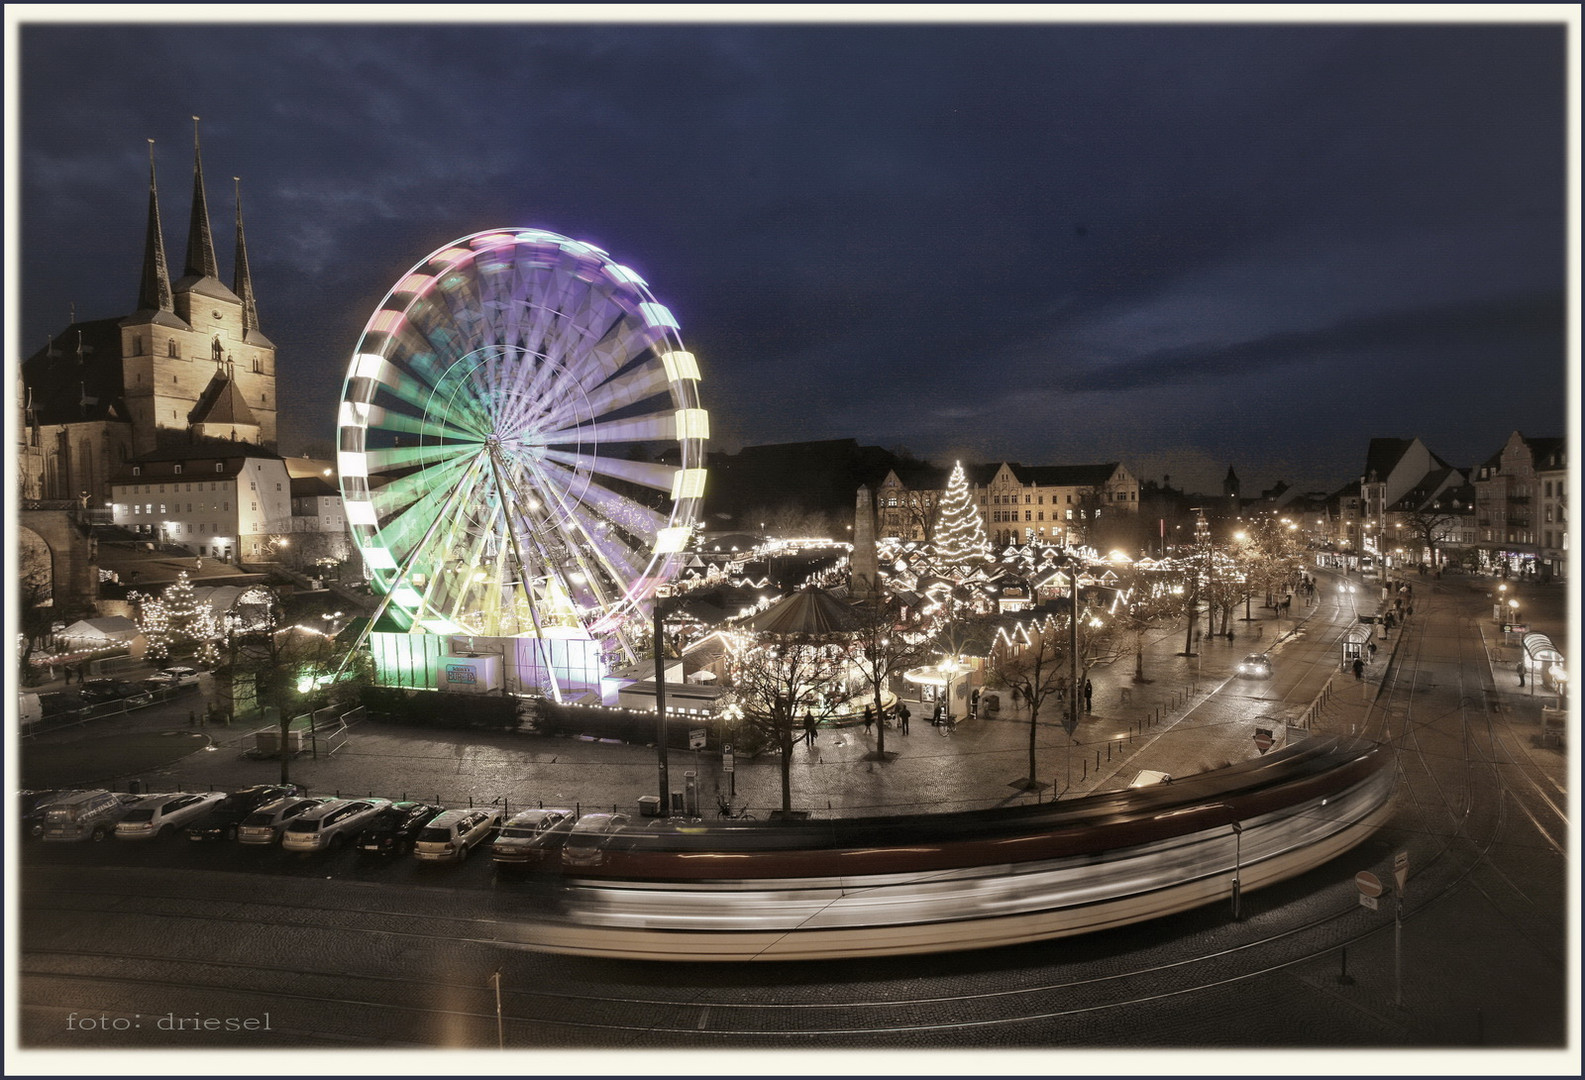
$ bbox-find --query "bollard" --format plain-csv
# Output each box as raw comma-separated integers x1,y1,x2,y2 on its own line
1096,750,1101,770
1082,760,1087,780
1338,948,1354,985
468,796,473,808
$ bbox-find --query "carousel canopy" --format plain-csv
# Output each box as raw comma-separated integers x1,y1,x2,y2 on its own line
746,587,861,635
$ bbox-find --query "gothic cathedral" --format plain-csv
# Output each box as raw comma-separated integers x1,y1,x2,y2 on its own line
20,122,278,504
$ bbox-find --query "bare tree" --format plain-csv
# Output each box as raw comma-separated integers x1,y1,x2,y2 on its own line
1113,564,1189,682
1400,506,1461,568
848,594,932,759
986,615,1069,790
722,630,854,816
900,488,944,545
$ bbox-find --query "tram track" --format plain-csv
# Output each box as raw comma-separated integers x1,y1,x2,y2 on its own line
18,854,1421,1045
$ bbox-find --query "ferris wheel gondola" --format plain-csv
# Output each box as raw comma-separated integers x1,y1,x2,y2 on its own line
337,229,707,685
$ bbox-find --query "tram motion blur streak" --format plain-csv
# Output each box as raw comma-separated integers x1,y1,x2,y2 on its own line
504,735,1394,961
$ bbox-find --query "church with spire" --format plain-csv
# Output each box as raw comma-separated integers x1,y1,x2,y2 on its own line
20,120,278,506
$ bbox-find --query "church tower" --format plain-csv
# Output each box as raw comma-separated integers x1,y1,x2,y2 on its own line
115,119,277,454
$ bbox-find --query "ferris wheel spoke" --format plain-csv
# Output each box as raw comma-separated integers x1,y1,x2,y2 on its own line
366,455,477,519
339,401,486,446
539,448,680,495
373,468,481,559
364,441,484,474
537,407,687,448
536,357,671,433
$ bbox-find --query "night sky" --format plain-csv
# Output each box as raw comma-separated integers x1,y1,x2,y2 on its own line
12,10,1574,496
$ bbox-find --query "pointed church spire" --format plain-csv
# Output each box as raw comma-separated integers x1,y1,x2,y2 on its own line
232,176,260,335
136,139,174,313
184,116,218,280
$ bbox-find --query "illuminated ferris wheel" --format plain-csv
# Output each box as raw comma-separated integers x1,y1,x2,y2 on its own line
336,228,708,652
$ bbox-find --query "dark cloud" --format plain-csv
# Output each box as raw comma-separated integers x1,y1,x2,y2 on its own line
13,14,1572,494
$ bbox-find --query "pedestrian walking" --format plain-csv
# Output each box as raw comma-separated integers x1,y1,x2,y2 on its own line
1056,676,1068,702
1353,658,1365,680
1368,641,1377,662
970,688,980,718
932,700,945,726
1083,679,1093,714
803,711,817,745
899,704,910,734
863,705,874,734
1517,661,1526,687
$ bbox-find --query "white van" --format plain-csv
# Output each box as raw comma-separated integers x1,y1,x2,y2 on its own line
39,789,134,842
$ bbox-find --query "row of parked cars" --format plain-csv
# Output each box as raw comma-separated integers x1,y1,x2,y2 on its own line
78,666,202,704
20,784,632,869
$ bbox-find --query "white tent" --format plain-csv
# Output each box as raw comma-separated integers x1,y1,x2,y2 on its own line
56,616,142,648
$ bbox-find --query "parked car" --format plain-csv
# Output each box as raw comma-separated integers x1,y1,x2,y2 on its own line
143,666,200,692
559,812,632,869
281,798,391,852
490,808,575,866
236,796,334,846
413,807,503,863
493,812,576,871
1237,653,1273,679
116,791,228,840
37,789,135,842
80,679,140,703
356,801,445,857
20,789,75,840
186,785,306,842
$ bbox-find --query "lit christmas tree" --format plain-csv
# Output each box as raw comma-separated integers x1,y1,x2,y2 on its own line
196,638,224,669
134,591,171,665
162,572,208,646
932,461,991,574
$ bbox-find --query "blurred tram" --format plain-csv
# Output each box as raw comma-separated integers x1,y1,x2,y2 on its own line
511,735,1394,961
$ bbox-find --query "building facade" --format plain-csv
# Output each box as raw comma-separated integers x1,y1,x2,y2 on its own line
1473,431,1568,581
108,442,293,563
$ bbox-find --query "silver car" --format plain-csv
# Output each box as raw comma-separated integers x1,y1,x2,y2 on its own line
413,807,503,863
490,808,574,866
115,791,226,840
281,798,391,852
559,812,631,869
236,796,333,846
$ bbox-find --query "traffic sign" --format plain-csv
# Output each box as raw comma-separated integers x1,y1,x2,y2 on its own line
689,728,706,751
1394,850,1409,894
1253,727,1274,754
1355,870,1383,897
722,743,734,773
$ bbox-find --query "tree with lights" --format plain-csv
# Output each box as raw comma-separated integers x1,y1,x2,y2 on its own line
133,591,172,665
932,461,991,576
162,571,211,649
723,629,855,817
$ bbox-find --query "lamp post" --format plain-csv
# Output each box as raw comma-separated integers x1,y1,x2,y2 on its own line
653,597,670,816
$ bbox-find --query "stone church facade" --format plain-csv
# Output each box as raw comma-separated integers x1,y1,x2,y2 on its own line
20,129,278,506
